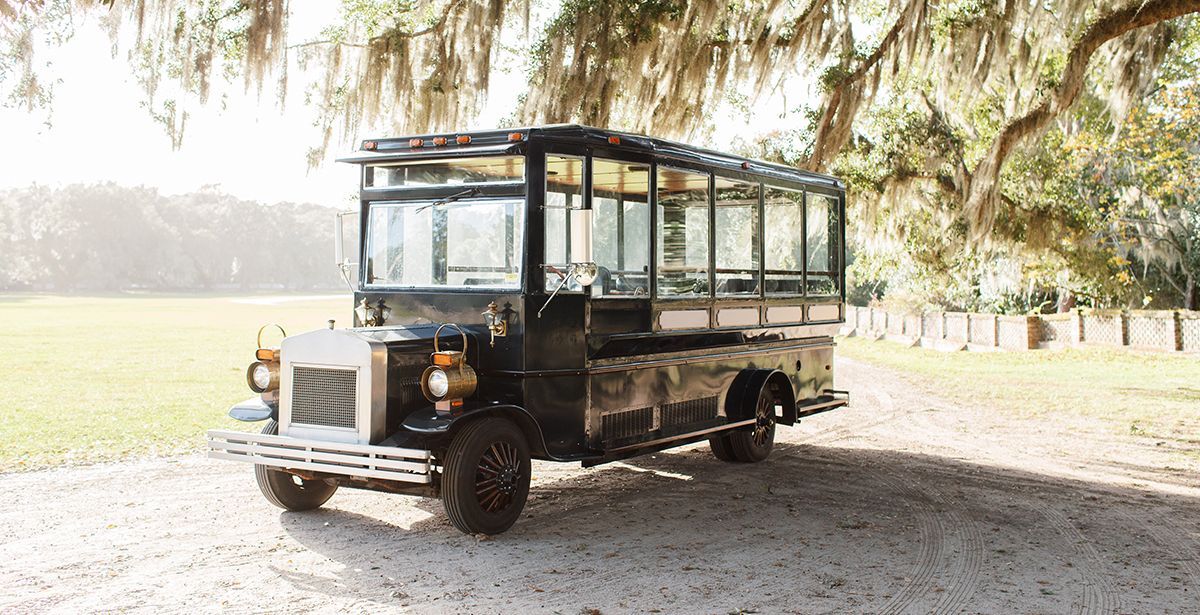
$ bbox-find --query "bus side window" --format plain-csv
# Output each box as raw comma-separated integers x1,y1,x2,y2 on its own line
714,177,760,297
806,193,840,296
656,167,711,298
591,159,650,297
544,155,586,292
763,186,804,295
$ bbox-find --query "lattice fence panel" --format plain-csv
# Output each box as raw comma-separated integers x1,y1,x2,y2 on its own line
997,317,1031,350
887,313,906,336
843,306,857,331
1181,314,1200,352
1039,316,1077,345
851,307,868,333
944,313,969,342
968,314,997,346
1128,313,1176,350
921,313,942,339
902,313,921,337
871,309,888,334
1080,312,1124,346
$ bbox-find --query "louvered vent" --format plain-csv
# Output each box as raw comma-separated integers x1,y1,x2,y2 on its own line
662,396,718,427
602,406,653,441
291,366,357,430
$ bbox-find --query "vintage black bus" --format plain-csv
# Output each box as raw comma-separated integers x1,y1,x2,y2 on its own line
207,125,849,534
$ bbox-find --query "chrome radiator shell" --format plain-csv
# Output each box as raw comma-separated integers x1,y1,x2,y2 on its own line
279,328,388,445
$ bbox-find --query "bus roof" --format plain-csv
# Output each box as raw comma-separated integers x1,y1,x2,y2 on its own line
338,124,844,190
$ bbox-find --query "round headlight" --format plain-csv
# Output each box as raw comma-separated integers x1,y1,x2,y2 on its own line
427,369,449,398
246,361,277,393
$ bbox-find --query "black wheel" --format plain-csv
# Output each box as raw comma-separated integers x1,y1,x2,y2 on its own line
728,385,778,463
441,417,531,535
254,419,338,511
708,434,738,461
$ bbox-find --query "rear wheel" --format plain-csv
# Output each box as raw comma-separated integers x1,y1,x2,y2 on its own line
254,419,338,511
441,417,531,535
728,386,778,463
708,434,738,461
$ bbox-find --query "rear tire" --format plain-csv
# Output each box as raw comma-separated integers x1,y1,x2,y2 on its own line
441,417,531,535
708,434,738,461
728,386,778,463
254,419,338,511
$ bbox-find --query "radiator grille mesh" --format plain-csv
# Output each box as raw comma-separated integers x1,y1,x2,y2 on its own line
603,406,653,441
291,366,357,430
662,396,719,427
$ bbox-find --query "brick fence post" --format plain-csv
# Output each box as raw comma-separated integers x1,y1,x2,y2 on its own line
1174,310,1184,351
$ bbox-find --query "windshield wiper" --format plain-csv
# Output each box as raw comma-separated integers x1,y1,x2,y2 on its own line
415,187,480,213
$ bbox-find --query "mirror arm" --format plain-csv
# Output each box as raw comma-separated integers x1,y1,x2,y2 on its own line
537,267,574,319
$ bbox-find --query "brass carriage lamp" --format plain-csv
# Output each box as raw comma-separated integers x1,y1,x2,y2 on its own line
246,324,285,398
355,298,392,327
421,324,478,413
482,301,508,347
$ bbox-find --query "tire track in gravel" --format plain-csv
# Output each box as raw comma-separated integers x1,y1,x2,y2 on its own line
1122,510,1200,588
1039,506,1119,615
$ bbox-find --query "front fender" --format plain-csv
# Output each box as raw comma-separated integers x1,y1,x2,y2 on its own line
227,397,277,422
402,403,557,460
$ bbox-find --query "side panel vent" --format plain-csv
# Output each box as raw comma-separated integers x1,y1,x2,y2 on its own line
662,396,719,427
397,375,422,408
602,406,654,441
291,366,357,430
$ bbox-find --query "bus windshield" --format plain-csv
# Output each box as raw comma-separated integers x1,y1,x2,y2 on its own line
365,199,525,289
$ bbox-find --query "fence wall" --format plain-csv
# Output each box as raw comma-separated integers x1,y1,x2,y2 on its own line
846,305,1200,354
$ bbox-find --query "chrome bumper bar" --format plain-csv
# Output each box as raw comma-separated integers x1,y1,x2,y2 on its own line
206,429,432,484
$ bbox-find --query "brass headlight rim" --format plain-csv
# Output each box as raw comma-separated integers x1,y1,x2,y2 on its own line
246,361,279,394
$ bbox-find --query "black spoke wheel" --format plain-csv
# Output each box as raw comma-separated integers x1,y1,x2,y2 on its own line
441,417,531,535
729,386,777,463
254,419,338,511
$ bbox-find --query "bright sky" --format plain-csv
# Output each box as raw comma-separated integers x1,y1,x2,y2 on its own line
0,5,812,207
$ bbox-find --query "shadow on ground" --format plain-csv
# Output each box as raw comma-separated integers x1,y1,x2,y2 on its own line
277,443,1200,613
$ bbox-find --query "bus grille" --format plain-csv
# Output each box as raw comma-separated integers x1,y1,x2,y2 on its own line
603,406,653,441
662,396,718,427
290,366,357,430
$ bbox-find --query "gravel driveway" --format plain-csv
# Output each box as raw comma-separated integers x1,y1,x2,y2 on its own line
2,357,1198,614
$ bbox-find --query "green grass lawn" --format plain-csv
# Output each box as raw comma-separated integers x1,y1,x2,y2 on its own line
0,294,347,470
838,336,1200,442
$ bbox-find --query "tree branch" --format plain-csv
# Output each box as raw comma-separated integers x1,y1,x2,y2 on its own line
806,0,926,171
963,0,1200,236
287,0,466,51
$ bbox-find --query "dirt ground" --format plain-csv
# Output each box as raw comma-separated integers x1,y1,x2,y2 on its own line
2,356,1199,614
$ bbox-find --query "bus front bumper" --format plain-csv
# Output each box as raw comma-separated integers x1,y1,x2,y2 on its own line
206,430,433,484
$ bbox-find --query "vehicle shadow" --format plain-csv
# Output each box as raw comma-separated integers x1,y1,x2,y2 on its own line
277,442,1200,613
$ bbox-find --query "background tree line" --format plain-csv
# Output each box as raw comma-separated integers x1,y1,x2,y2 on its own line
0,183,349,291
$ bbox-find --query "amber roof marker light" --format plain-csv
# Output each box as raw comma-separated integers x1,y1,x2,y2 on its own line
409,138,425,148
608,136,621,145
362,140,378,151
507,132,524,142
456,135,472,145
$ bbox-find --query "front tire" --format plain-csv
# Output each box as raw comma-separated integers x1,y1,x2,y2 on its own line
441,417,531,535
254,419,338,511
728,385,778,463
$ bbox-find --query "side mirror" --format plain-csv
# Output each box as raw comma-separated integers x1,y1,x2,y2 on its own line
333,209,357,268
334,209,358,290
